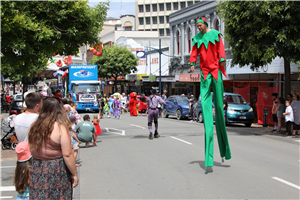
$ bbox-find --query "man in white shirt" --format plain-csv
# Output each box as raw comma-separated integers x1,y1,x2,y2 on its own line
13,92,43,142
120,93,128,113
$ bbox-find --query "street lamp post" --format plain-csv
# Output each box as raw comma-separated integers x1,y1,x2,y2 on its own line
145,39,180,94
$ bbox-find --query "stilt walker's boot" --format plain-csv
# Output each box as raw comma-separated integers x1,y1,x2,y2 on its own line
149,132,153,140
154,130,160,138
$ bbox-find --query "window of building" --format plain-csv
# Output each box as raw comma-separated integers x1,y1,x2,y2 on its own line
166,29,170,36
152,29,157,31
152,17,157,24
159,29,164,36
145,29,151,31
173,2,178,10
139,5,144,12
215,19,220,32
139,18,144,25
152,4,157,12
159,3,164,11
194,0,200,3
188,1,193,7
180,2,186,9
146,17,150,24
159,16,164,24
146,4,150,12
125,27,132,31
166,16,169,23
166,3,171,10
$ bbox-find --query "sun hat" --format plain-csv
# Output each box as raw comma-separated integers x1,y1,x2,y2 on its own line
15,141,32,162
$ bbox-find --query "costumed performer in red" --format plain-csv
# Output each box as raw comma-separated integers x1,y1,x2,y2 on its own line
129,92,138,116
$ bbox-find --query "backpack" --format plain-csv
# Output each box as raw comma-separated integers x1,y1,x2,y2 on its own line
2,115,16,133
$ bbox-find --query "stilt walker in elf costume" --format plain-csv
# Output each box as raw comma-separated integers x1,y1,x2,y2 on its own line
189,17,231,172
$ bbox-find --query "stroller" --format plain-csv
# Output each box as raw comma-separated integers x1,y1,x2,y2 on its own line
1,114,18,150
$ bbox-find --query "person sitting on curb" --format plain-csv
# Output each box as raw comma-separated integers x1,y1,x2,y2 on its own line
75,115,97,147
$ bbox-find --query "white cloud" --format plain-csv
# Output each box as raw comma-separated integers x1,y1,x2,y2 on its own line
89,0,135,19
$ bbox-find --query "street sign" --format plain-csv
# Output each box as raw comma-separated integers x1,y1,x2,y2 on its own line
136,51,145,58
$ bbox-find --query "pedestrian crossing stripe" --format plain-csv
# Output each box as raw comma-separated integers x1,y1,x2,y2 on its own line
0,186,15,191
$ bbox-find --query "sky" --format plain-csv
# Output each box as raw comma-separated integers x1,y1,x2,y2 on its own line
88,0,136,19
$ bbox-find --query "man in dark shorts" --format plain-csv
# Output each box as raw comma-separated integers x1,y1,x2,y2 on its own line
271,93,279,132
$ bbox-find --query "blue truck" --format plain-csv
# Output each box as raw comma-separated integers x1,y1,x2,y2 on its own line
69,65,100,112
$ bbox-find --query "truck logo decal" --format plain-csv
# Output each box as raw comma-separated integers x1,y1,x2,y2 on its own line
79,94,96,102
73,70,94,78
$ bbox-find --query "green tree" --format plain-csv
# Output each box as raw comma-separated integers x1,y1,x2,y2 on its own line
1,0,109,90
217,1,300,95
91,45,139,92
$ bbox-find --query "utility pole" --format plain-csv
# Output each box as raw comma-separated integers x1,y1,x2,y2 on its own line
149,41,151,75
159,39,161,94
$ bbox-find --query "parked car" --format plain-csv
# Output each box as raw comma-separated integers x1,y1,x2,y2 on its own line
197,92,254,127
9,98,23,115
163,95,190,120
225,93,254,127
197,94,215,123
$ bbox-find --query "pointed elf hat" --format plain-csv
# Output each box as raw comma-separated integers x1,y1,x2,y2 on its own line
196,17,208,27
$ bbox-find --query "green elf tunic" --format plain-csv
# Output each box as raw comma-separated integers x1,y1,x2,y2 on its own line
189,28,231,168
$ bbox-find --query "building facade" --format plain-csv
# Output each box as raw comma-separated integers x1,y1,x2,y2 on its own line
169,0,300,100
135,0,200,37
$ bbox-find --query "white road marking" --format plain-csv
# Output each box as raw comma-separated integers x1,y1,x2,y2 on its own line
0,166,15,168
105,128,125,136
295,140,300,142
0,186,15,192
0,196,13,199
170,136,193,145
130,124,146,129
272,177,300,190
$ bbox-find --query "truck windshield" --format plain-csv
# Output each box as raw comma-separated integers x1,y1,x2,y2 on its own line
73,84,100,93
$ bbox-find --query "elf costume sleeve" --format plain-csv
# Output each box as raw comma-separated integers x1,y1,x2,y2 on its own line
216,34,227,79
188,45,199,66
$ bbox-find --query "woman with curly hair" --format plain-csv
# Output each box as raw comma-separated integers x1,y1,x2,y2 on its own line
28,97,78,199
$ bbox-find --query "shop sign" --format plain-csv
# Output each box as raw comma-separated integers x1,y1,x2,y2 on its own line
179,73,201,82
137,74,147,80
149,75,156,81
160,77,176,82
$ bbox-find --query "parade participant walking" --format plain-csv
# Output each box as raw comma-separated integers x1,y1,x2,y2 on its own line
139,95,148,116
28,98,78,199
129,93,139,116
147,89,165,140
14,141,32,200
92,114,102,146
121,93,128,113
112,95,121,119
98,95,104,119
13,92,43,142
189,17,231,170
